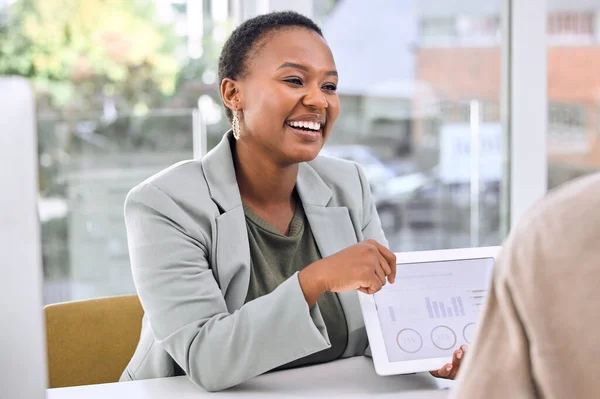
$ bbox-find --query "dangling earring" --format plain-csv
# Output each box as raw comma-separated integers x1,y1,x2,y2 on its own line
232,110,241,140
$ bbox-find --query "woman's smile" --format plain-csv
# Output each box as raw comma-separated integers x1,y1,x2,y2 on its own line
285,114,326,142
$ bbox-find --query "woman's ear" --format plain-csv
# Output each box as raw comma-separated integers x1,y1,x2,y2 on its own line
221,78,241,111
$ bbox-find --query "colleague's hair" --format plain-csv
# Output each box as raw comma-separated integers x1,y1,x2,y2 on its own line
218,11,323,122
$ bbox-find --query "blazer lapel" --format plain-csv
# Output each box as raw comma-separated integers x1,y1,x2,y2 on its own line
297,163,366,357
302,205,357,257
296,162,358,257
202,131,251,312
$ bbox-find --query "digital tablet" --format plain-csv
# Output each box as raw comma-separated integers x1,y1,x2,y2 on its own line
358,246,500,376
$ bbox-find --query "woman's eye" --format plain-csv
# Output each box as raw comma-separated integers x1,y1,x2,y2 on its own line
323,84,337,92
284,78,303,85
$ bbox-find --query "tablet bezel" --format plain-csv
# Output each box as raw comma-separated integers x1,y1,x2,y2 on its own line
359,246,501,376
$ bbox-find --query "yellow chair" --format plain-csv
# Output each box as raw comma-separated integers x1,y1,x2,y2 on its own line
44,294,144,388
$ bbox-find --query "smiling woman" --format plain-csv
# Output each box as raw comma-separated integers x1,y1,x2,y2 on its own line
221,26,339,169
119,11,463,392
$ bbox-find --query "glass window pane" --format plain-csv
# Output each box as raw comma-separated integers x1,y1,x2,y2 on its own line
547,4,600,190
315,0,506,252
39,110,196,303
9,0,232,303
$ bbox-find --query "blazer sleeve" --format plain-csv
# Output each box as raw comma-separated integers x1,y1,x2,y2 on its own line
124,183,331,392
354,162,389,247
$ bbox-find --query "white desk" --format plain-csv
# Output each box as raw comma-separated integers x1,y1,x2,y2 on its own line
47,357,452,398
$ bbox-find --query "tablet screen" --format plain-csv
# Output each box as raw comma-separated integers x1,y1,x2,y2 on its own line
373,257,494,362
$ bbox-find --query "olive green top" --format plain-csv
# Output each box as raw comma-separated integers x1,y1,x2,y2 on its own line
243,200,348,370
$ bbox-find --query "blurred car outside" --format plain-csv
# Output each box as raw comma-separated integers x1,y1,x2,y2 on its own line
319,144,397,197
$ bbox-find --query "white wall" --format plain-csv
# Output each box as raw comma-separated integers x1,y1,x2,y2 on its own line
0,77,47,398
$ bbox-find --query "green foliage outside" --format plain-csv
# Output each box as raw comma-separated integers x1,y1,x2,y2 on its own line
0,0,182,112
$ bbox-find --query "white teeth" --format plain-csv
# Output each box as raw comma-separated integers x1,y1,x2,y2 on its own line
288,121,322,131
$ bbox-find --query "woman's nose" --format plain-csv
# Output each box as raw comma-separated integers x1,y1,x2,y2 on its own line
302,86,328,109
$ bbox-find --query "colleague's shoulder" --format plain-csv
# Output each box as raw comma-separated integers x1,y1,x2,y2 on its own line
519,172,600,233
503,173,600,279
543,172,600,212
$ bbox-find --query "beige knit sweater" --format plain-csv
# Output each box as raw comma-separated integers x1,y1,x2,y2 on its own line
451,173,600,399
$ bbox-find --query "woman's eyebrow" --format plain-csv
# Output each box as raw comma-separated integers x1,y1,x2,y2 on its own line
277,62,338,77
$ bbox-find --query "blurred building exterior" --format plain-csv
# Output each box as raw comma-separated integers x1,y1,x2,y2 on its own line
413,0,600,188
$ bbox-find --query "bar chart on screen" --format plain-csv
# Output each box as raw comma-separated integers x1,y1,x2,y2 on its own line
423,289,487,319
425,296,465,318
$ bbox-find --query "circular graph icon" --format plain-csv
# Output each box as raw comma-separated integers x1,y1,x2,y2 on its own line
430,325,457,350
396,328,423,353
463,323,475,344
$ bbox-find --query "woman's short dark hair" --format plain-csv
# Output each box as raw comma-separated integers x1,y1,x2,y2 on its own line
218,11,323,122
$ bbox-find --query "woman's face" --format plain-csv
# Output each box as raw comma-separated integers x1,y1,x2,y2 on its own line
235,28,340,165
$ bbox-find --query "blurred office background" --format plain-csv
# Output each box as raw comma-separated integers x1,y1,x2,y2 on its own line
0,0,597,304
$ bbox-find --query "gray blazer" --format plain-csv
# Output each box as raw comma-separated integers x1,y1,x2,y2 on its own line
120,131,388,391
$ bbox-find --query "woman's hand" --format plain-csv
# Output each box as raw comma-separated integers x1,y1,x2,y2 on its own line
299,239,396,306
429,345,467,380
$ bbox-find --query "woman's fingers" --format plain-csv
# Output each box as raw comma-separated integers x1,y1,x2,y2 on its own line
430,345,467,380
389,258,396,284
369,239,396,283
430,363,453,379
378,253,392,275
373,262,387,286
453,345,467,368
